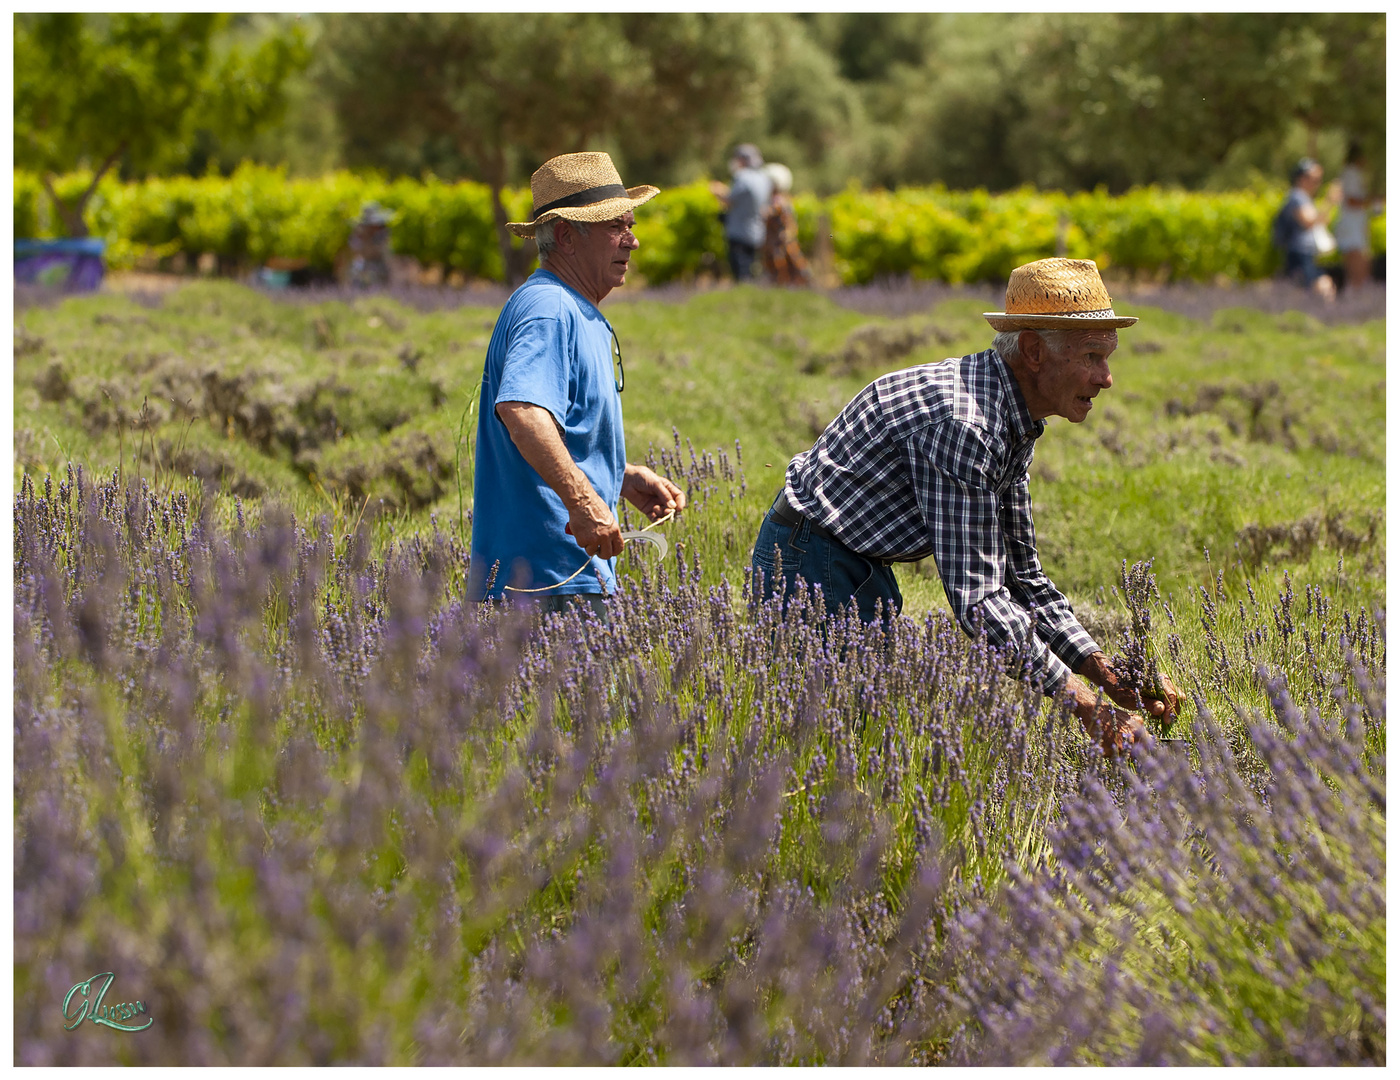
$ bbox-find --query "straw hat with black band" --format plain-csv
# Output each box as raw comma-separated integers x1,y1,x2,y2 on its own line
507,152,659,239
984,258,1137,331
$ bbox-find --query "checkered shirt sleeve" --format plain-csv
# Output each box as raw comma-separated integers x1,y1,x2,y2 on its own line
903,423,1094,691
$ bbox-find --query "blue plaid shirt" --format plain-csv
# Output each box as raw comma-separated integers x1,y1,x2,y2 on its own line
785,348,1099,692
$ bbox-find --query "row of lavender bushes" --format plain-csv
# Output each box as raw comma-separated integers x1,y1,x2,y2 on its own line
14,445,1384,1064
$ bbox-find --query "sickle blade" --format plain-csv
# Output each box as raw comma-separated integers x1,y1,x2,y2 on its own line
622,530,668,560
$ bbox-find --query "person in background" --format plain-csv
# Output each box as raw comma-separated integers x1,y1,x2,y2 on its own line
469,152,686,617
1334,142,1382,291
749,258,1181,757
1272,157,1338,301
709,143,772,283
760,162,812,287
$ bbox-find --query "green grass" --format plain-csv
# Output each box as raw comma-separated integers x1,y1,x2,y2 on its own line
14,279,1385,624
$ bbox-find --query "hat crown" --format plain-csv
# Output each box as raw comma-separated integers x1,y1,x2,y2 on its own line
1004,258,1114,315
530,152,625,210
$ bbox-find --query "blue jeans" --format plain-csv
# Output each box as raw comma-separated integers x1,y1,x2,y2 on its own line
1284,248,1322,285
750,502,903,624
728,240,758,282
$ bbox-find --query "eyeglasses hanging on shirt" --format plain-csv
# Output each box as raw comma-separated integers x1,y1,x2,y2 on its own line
610,327,625,393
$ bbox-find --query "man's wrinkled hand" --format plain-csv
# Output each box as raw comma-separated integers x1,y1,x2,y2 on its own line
1146,672,1183,723
1065,672,1146,759
1077,652,1181,722
621,464,686,521
1080,699,1146,759
566,494,624,560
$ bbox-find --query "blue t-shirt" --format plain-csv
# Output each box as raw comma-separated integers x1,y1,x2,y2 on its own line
469,269,626,600
726,167,773,246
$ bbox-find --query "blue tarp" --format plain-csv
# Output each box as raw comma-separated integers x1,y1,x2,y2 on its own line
15,238,106,291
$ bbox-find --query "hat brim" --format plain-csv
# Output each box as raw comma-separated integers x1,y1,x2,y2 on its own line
507,185,660,238
983,312,1139,331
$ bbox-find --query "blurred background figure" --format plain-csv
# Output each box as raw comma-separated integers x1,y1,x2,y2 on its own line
1272,157,1338,301
709,143,772,282
760,162,811,286
347,201,393,287
1333,142,1382,291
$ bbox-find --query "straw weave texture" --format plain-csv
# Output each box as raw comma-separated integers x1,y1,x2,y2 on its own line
507,152,659,237
985,258,1137,329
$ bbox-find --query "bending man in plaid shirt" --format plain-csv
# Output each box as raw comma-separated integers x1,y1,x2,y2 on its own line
751,258,1180,754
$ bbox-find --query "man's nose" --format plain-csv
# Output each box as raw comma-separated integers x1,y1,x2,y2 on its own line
1095,362,1113,388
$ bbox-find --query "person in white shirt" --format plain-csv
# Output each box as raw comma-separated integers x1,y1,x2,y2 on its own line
1334,142,1381,291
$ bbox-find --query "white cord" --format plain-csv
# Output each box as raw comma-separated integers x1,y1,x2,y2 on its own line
502,509,675,593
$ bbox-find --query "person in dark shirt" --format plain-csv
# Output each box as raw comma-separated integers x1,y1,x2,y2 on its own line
1272,157,1339,300
751,258,1180,754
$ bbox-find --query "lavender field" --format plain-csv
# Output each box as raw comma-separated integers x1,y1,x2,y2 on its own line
15,440,1384,1063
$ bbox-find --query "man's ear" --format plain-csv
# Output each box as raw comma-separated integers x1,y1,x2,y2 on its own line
1018,330,1044,372
553,220,575,256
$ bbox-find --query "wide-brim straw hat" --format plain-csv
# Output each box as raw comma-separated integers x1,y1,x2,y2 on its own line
506,152,659,238
984,258,1138,330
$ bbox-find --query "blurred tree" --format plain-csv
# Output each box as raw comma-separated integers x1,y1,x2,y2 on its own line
13,13,308,236
864,13,1385,194
611,15,770,185
186,14,341,178
1004,13,1386,191
746,15,876,195
318,13,770,284
797,12,938,83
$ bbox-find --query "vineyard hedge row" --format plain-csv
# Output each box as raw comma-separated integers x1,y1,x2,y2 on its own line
15,165,1386,285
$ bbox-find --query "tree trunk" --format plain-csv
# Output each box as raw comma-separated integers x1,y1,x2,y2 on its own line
487,176,534,288
39,143,127,239
40,175,89,238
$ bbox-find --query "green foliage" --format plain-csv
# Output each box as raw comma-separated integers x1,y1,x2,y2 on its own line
17,166,1321,285
14,14,1384,209
14,13,308,236
14,282,1384,617
630,183,729,284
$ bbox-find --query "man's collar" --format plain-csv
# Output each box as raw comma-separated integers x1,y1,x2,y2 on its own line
534,266,605,313
990,348,1044,439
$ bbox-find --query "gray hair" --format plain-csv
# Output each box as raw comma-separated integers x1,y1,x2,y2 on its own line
535,216,590,262
993,328,1072,361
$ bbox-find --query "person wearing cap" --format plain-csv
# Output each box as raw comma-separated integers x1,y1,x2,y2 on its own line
1272,157,1338,301
750,258,1181,755
708,144,773,282
468,152,686,614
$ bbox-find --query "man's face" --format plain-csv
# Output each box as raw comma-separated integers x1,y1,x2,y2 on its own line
567,213,639,298
1034,330,1118,423
1298,165,1324,195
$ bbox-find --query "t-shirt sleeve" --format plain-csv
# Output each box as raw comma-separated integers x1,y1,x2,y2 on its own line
495,316,572,427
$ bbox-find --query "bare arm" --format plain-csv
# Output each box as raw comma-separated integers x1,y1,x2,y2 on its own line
495,401,623,559
1060,671,1145,757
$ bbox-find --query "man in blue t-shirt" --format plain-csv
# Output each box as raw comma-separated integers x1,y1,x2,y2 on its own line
469,152,686,612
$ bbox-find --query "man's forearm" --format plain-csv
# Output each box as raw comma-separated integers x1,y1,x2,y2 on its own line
495,401,595,511
496,400,623,558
